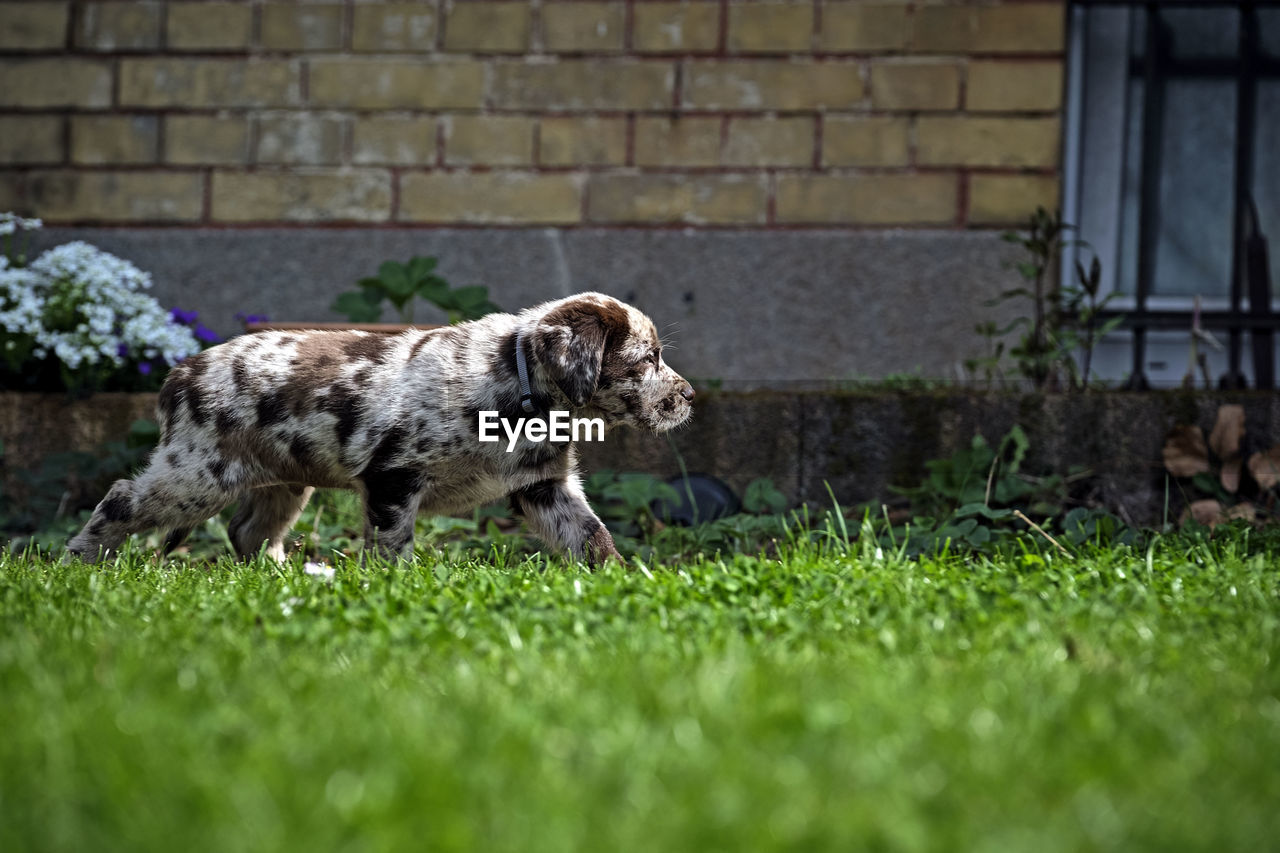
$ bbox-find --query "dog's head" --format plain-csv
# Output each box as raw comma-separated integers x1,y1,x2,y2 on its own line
529,293,693,432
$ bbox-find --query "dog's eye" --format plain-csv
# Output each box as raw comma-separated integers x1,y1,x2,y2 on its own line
648,350,661,366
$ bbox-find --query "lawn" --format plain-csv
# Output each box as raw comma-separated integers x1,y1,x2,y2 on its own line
2,528,1278,852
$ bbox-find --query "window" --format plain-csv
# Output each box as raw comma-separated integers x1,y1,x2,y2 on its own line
1062,1,1280,387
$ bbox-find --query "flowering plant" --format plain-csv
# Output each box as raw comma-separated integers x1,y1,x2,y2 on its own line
0,213,212,394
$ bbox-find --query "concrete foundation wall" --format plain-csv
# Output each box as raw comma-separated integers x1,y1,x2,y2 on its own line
585,390,1280,525
34,227,1025,384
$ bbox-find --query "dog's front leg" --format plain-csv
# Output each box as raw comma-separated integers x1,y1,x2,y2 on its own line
509,476,621,568
360,468,425,561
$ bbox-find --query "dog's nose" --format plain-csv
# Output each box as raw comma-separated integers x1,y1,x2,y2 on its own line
681,383,695,402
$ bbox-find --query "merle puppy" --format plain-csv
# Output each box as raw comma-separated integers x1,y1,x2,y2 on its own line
67,292,694,566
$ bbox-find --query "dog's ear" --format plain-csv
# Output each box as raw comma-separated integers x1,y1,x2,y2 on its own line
532,297,630,407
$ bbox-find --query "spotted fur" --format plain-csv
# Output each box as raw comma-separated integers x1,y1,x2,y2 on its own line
67,293,694,567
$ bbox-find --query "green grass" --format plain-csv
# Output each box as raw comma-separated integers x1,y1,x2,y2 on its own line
2,531,1279,852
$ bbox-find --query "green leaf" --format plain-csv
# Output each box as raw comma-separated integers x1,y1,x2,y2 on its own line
954,503,1015,521
965,524,992,547
997,425,1029,476
743,478,787,515
1098,316,1126,336
331,291,382,323
406,256,438,285
417,275,450,304
377,261,415,299
1016,261,1041,280
451,285,490,308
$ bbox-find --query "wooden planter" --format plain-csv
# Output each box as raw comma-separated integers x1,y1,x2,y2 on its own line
244,322,441,334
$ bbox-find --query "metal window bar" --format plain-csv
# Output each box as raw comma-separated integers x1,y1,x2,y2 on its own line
1074,0,1280,388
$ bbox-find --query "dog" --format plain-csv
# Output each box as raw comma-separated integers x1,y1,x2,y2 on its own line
67,292,694,566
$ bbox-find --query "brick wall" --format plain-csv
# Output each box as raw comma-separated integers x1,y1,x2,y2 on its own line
0,0,1065,228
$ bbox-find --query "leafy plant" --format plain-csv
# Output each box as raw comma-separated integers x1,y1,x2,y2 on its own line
974,207,1123,391
583,469,682,540
331,257,501,325
1058,252,1125,389
883,425,1118,554
742,478,787,515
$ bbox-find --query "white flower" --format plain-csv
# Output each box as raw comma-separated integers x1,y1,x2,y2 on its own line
304,562,336,581
0,212,42,237
0,223,200,380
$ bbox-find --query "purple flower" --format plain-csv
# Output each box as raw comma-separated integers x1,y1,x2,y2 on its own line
170,307,199,325
116,342,130,358
138,362,153,376
194,324,220,344
235,312,270,325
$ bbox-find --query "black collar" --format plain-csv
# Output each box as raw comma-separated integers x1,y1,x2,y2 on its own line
514,329,536,414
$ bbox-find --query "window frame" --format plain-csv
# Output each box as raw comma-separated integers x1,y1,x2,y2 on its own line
1060,0,1280,388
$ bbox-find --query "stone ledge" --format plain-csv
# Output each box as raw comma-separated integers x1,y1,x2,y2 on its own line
5,390,1276,528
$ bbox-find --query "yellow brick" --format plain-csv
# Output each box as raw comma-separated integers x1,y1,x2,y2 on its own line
212,170,392,222
968,174,1060,225
309,59,484,109
256,114,344,165
822,116,909,167
684,61,863,110
633,2,720,53
724,116,813,166
167,2,253,51
0,2,70,50
917,116,1060,167
776,173,957,225
912,3,1065,54
7,170,203,222
967,60,1063,111
399,172,582,224
444,116,536,165
635,117,721,167
352,3,438,52
0,58,112,107
491,60,672,110
587,174,766,224
443,2,531,53
538,117,627,166
352,116,436,166
870,61,960,111
120,58,299,107
70,115,159,164
164,115,250,164
727,2,812,53
0,116,64,164
819,4,908,52
542,2,625,53
75,1,161,50
260,3,343,51
908,5,969,53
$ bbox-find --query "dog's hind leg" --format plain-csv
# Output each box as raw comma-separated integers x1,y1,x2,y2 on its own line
67,457,240,564
162,526,194,555
228,484,315,561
